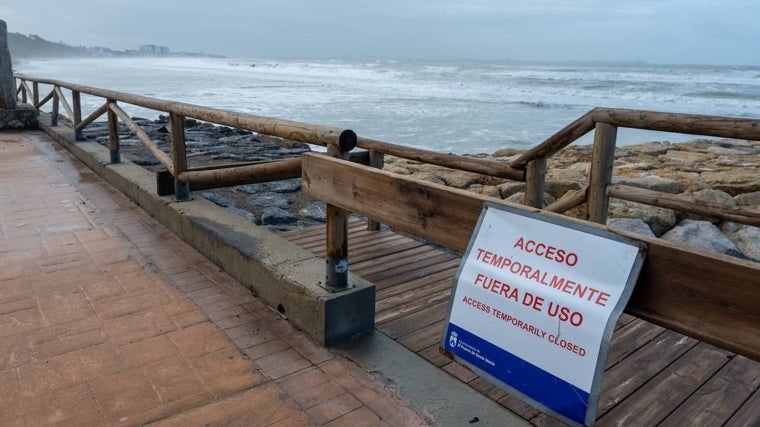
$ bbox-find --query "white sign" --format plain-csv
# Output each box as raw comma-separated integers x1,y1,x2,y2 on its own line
441,203,645,426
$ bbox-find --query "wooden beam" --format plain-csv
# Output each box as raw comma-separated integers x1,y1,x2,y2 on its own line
627,235,760,361
509,112,596,169
76,102,108,131
523,157,547,207
592,108,760,141
587,123,617,223
545,185,588,214
109,102,174,174
35,89,54,109
357,136,524,181
301,153,760,361
177,157,301,184
302,152,499,254
607,184,760,227
53,86,74,122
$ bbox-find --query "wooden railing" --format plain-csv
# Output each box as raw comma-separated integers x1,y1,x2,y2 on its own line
15,74,760,361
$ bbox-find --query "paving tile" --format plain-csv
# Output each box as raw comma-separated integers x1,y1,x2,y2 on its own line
19,383,103,427
0,307,46,338
35,284,96,325
90,368,162,424
142,356,207,403
118,334,182,369
325,406,382,427
277,366,331,397
17,343,124,396
167,322,232,359
190,347,264,397
102,307,177,346
307,392,364,425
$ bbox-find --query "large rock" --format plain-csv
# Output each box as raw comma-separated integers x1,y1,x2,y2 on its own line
612,175,680,194
720,222,760,261
607,218,656,238
607,199,677,236
661,220,744,258
681,189,736,223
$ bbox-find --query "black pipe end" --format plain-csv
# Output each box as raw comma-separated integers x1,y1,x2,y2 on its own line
338,129,357,152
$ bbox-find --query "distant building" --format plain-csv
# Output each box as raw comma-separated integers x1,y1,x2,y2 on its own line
138,44,170,56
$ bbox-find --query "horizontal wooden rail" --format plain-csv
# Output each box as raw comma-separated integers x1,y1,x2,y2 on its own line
592,108,760,141
357,136,524,181
302,153,491,254
108,102,174,174
302,153,760,361
178,157,301,184
607,184,760,226
16,74,355,150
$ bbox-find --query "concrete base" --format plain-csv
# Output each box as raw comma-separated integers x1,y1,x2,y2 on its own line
0,103,37,129
37,115,374,346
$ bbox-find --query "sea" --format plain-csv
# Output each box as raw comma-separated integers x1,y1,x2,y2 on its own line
14,57,760,154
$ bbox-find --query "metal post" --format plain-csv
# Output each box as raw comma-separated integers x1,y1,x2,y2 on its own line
72,90,84,141
170,113,190,201
107,100,120,163
324,130,357,291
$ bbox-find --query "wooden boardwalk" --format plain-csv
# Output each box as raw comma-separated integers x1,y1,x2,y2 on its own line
281,218,760,426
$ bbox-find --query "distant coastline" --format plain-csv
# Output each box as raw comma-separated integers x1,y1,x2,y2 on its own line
7,32,224,60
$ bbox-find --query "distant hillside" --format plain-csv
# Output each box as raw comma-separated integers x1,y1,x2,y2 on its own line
7,32,223,59
8,33,90,58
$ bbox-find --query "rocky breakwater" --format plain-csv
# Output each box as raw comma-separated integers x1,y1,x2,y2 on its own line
385,138,760,262
80,116,760,262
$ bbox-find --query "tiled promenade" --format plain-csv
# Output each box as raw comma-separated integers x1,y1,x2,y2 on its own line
0,130,428,426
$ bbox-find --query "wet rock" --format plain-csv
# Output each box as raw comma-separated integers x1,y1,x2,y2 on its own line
202,192,234,208
608,199,677,236
612,175,680,194
607,218,655,238
226,206,260,224
267,179,302,193
661,220,744,258
301,202,327,222
261,207,298,225
247,192,292,209
720,222,760,261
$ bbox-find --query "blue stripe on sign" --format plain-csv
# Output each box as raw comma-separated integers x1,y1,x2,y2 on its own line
444,323,589,425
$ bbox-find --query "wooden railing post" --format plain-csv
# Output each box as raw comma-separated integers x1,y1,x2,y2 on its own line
523,157,547,208
72,90,84,140
19,79,27,104
324,130,357,291
32,81,39,109
170,113,190,201
106,99,120,164
51,86,59,126
367,148,384,231
587,122,617,223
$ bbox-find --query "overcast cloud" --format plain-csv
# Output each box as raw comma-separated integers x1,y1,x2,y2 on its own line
2,0,758,65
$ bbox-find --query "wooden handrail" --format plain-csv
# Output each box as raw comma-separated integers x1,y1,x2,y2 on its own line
607,184,760,226
357,136,525,181
53,86,75,122
15,74,354,150
592,108,760,141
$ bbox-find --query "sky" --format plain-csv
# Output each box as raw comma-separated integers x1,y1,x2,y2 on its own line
2,0,759,65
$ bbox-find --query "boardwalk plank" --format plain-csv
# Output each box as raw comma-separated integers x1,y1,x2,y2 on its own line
596,342,730,426
659,355,760,427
